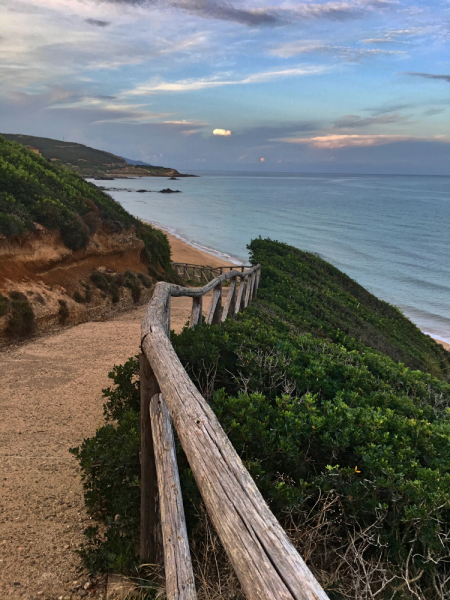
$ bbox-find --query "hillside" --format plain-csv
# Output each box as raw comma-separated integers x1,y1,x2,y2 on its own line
0,134,177,343
1,133,191,178
249,238,450,380
73,237,450,599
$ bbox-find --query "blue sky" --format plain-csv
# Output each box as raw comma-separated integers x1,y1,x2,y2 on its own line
0,0,449,174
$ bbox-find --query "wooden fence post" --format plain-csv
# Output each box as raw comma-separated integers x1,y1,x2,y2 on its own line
235,276,246,316
150,395,197,600
140,353,162,566
206,283,222,325
244,273,253,308
189,296,202,328
253,267,261,298
221,276,237,322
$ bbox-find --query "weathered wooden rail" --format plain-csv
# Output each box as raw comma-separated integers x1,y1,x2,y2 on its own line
140,264,329,599
172,262,250,284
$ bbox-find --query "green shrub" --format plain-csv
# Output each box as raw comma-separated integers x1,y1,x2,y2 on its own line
124,271,141,303
137,273,152,288
72,239,450,598
90,271,110,292
70,357,141,572
58,299,69,324
114,273,125,287
6,291,36,338
0,293,9,316
110,284,120,304
137,223,171,272
84,283,93,303
74,283,93,304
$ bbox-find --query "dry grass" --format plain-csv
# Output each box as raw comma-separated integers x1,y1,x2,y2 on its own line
125,492,450,600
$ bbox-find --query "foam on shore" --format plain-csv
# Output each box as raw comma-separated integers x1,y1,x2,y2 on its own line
423,332,450,347
151,221,245,266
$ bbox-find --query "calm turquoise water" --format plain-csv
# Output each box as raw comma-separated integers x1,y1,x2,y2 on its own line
91,172,450,343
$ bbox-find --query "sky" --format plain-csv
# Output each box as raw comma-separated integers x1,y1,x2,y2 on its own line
0,0,449,174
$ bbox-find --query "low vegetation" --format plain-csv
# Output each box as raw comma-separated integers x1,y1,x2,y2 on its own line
5,291,36,338
72,239,450,599
0,135,172,270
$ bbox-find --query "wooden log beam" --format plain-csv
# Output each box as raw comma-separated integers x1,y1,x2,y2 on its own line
205,283,222,325
150,394,197,600
235,276,247,316
141,304,329,600
253,267,261,298
189,296,202,328
244,273,253,309
158,266,259,300
139,354,162,566
249,271,257,302
221,276,237,322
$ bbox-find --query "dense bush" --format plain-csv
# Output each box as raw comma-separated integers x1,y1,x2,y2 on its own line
58,299,69,324
0,135,172,269
124,271,141,303
248,238,450,381
0,293,9,316
70,357,141,573
73,283,92,304
72,239,450,599
5,291,36,338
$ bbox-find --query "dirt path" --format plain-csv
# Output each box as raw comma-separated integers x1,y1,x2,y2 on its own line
0,295,210,599
0,230,234,599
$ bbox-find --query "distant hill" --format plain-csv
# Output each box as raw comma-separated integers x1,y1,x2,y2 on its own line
1,134,189,178
120,156,154,166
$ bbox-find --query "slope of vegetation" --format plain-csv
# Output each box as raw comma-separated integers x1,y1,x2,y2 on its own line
72,239,450,599
0,135,171,268
2,133,181,178
249,238,450,381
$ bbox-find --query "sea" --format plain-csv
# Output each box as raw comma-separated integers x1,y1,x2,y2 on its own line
90,172,450,344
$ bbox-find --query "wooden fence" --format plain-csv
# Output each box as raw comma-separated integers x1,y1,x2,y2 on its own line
140,265,329,599
171,262,250,284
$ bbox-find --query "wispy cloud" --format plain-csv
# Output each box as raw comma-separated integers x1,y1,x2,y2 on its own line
368,102,412,115
125,65,328,95
100,0,279,25
272,134,450,148
270,40,405,60
99,0,396,26
85,18,111,26
405,72,450,83
332,113,407,128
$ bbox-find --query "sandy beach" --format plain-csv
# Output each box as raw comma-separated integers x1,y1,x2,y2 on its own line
433,338,450,351
161,228,238,269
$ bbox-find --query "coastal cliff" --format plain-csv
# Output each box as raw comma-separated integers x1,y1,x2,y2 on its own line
0,134,177,345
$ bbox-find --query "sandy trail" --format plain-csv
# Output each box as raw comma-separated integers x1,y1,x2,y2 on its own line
0,232,234,599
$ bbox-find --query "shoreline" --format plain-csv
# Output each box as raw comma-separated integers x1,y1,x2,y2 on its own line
428,336,450,351
156,225,450,352
152,221,246,267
